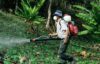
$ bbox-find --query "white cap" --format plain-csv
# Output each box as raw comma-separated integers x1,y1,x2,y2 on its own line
63,14,71,22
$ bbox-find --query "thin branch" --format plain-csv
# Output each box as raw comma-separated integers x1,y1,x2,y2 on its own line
46,0,52,29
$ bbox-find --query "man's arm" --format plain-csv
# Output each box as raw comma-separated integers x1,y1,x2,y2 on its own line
63,29,70,44
49,33,58,37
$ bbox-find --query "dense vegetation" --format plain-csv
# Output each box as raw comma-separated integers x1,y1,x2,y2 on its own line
0,0,100,64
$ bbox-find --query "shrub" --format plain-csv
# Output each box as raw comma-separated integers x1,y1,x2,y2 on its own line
73,0,100,35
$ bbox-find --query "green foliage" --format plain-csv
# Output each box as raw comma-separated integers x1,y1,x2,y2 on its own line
73,0,100,35
15,0,46,35
15,0,45,22
3,38,100,64
0,10,28,37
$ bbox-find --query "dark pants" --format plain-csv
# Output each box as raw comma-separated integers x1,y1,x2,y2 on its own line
58,36,72,63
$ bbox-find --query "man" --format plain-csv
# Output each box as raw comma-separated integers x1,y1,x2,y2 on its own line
49,10,74,64
31,10,75,64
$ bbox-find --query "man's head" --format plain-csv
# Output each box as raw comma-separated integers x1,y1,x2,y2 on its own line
53,10,62,21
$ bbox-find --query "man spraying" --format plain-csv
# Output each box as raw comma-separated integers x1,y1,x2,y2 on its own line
31,10,75,64
50,10,75,64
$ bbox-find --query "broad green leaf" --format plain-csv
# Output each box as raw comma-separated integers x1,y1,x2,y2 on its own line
34,21,41,24
78,30,89,35
94,31,100,34
82,24,93,30
73,5,91,13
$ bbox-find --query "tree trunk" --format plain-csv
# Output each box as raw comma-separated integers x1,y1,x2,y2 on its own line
46,0,52,29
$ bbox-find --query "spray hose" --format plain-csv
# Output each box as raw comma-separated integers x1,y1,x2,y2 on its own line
30,36,63,42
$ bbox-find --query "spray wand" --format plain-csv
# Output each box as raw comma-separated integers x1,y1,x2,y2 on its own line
30,35,63,42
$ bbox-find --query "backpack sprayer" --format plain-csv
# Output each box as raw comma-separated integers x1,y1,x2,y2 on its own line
63,14,78,36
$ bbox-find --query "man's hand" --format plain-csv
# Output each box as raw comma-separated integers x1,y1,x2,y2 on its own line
49,33,58,37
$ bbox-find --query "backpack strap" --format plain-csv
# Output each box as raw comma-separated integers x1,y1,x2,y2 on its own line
59,19,62,30
62,18,69,27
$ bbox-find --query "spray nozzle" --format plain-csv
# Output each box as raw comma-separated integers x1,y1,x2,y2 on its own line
30,38,36,42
